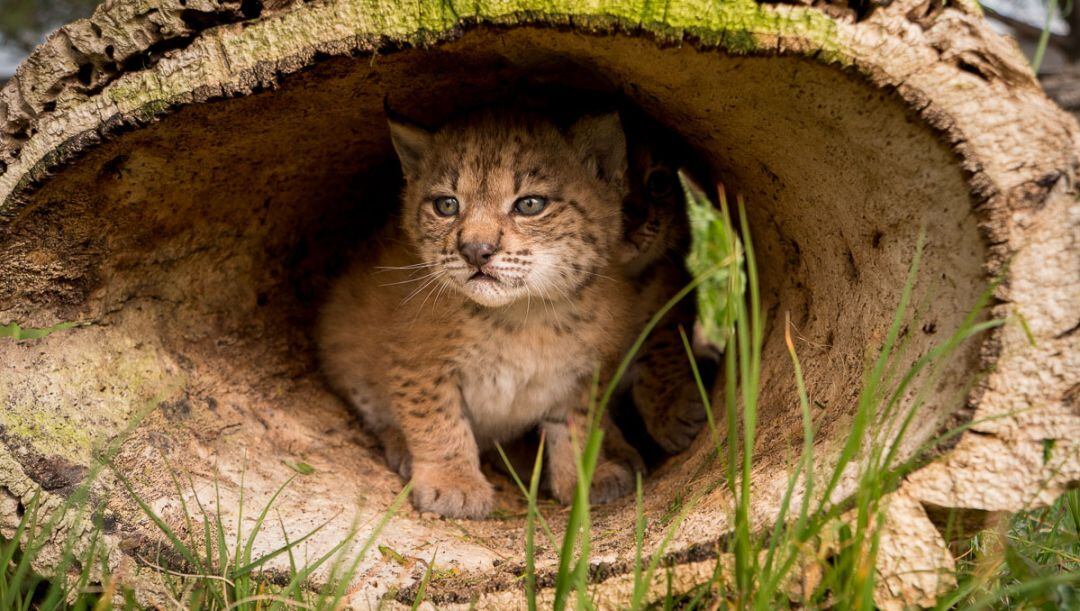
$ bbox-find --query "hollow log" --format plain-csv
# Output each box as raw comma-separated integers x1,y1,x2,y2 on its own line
0,0,1077,607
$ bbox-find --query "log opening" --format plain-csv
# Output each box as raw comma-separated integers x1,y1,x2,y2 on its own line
1,3,1075,606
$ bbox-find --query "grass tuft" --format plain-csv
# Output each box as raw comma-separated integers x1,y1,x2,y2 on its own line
3,183,1075,610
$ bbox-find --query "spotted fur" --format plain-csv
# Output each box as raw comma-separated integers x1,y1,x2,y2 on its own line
618,121,711,455
318,110,644,519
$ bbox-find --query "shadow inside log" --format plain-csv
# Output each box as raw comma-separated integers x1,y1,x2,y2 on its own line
0,26,989,604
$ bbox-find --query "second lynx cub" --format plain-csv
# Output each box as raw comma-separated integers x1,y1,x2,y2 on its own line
618,122,710,454
318,109,644,519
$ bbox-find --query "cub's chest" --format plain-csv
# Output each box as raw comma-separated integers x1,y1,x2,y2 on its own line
459,331,595,444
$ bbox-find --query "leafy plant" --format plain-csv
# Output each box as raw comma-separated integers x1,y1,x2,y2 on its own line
683,172,743,354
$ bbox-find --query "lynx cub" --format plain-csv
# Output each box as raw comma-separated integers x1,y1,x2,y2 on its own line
618,123,710,454
318,110,644,519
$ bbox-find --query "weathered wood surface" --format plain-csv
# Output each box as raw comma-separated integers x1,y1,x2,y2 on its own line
0,0,1076,607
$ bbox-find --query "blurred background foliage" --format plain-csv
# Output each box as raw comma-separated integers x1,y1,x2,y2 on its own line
0,0,99,52
0,0,99,78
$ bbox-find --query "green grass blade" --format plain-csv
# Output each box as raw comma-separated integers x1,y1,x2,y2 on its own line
961,570,1080,610
1032,0,1060,73
733,193,761,601
278,516,299,602
596,258,731,430
213,476,230,587
815,230,925,517
678,327,720,451
553,375,601,611
410,551,438,611
72,523,103,606
631,472,646,607
326,484,411,608
493,442,557,549
38,502,94,611
631,490,701,610
109,465,203,572
571,401,602,611
524,435,545,611
160,453,198,560
233,455,249,600
186,472,226,608
233,507,338,578
236,475,297,575
283,526,355,602
2,493,41,610
755,314,817,607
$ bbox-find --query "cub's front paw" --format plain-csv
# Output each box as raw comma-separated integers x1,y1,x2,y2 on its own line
589,460,635,504
410,463,494,519
648,393,708,454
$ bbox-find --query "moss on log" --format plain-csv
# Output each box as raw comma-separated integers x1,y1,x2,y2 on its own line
0,0,1076,607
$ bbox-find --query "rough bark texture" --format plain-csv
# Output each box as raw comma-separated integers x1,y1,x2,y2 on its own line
0,0,1076,607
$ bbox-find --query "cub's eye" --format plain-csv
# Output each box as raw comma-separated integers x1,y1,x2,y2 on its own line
514,196,548,216
433,196,459,217
646,169,675,198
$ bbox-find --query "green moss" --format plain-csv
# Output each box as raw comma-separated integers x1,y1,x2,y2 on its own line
5,408,93,454
7,0,857,214
134,99,172,121
0,333,186,463
100,0,851,132
723,29,757,54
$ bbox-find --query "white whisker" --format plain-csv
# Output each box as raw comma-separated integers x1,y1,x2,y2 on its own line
379,269,443,287
401,272,445,305
375,261,440,271
416,275,443,312
430,279,452,315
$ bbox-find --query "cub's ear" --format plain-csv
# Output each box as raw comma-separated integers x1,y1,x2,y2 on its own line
387,117,432,181
568,112,628,188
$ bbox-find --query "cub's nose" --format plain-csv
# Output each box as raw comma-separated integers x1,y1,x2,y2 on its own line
460,242,497,268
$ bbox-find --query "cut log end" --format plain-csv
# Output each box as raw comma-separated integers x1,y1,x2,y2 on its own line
0,0,1077,607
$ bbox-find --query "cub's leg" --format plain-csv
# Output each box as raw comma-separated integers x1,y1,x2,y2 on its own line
341,383,412,478
632,321,710,454
543,410,644,505
389,366,494,518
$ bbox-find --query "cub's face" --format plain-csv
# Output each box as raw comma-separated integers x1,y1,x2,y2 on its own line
389,111,628,308
619,132,692,276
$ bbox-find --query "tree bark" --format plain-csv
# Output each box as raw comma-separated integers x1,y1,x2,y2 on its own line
0,0,1076,607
